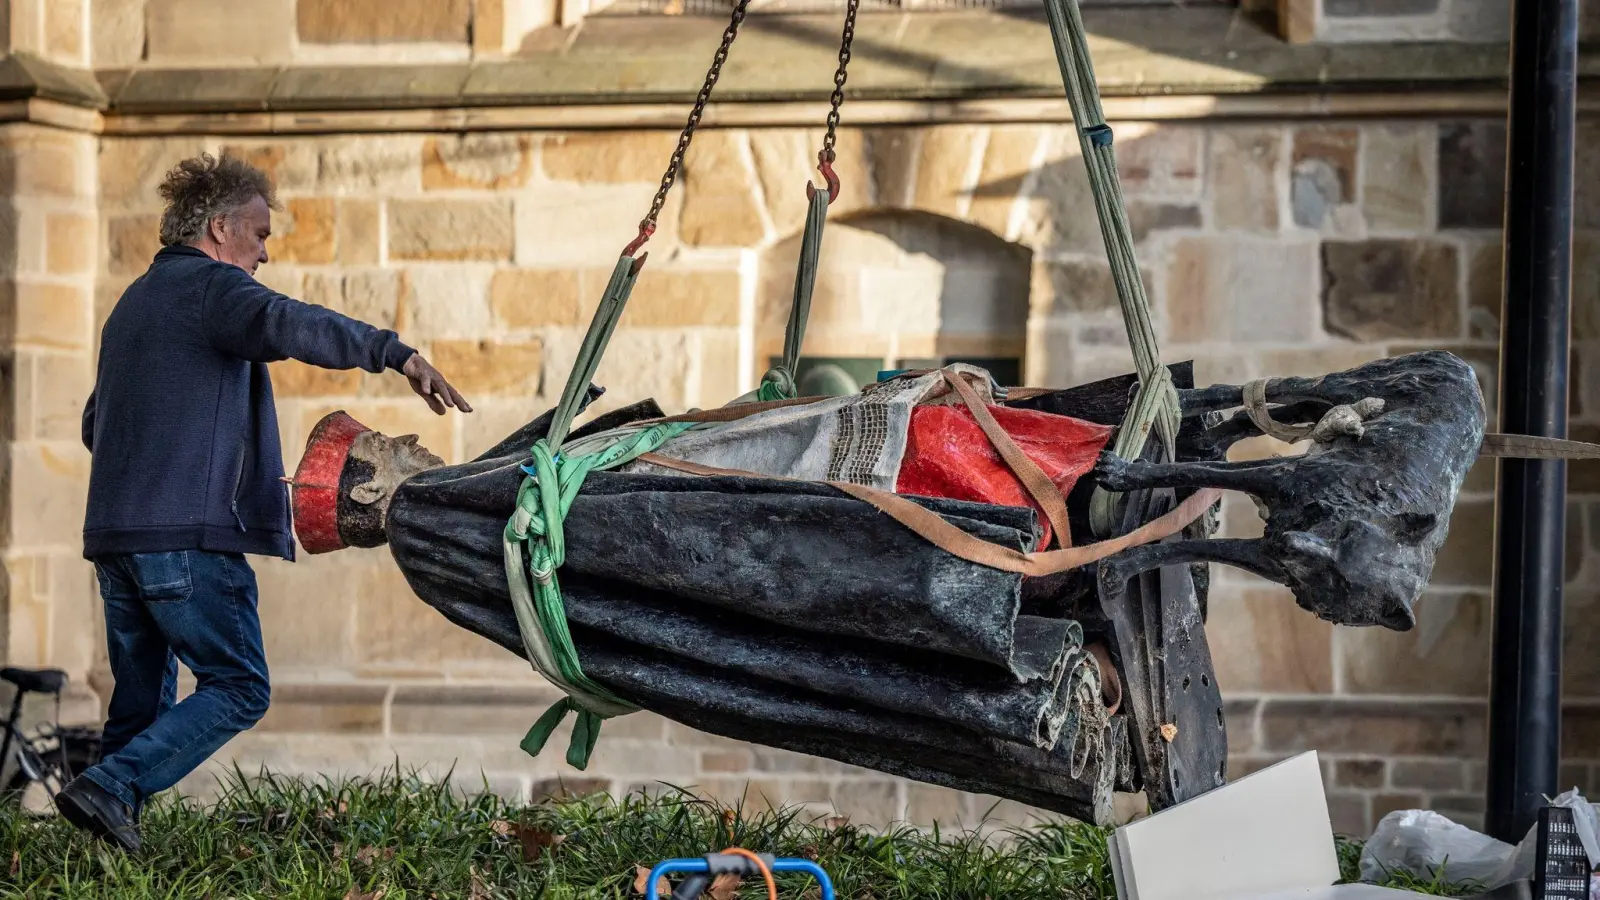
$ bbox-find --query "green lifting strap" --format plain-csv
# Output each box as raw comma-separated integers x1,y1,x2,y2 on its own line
505,0,855,769
505,255,720,769
1040,0,1184,538
750,188,830,403
502,255,648,768
505,82,840,772
504,419,696,769
506,226,829,766
548,258,638,450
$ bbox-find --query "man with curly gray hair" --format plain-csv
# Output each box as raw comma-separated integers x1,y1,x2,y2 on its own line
59,153,472,851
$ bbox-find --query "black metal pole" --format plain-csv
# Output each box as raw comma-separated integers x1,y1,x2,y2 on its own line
1485,0,1578,845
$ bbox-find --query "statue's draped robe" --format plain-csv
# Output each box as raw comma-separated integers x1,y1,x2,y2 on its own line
382,403,1129,824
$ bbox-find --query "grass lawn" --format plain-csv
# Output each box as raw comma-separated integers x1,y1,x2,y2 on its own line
0,767,1476,899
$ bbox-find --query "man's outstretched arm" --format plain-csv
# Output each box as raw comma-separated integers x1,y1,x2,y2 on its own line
200,266,471,415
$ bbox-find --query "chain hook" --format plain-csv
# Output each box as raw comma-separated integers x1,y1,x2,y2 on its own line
621,220,657,275
621,220,656,275
806,0,855,206
621,0,750,276
621,219,656,258
805,149,841,205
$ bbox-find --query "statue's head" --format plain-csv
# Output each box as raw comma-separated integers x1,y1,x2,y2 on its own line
291,411,445,553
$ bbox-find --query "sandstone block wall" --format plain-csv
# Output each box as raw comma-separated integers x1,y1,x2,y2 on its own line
0,124,102,724
3,0,92,67
29,0,1597,74
45,0,562,68
70,117,1600,837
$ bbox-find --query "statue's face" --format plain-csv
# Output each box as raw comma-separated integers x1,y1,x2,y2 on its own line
346,431,446,515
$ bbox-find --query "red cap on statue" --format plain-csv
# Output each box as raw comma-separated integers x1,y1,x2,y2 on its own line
290,411,371,554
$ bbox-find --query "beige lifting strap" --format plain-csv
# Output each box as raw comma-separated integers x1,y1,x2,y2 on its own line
1480,434,1600,460
1240,380,1600,462
638,368,1222,573
639,450,1221,579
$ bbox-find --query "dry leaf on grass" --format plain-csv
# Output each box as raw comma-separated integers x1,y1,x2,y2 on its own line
513,821,564,862
9,850,18,877
489,819,514,837
469,866,492,900
351,846,397,866
708,873,743,900
342,889,384,900
634,865,671,897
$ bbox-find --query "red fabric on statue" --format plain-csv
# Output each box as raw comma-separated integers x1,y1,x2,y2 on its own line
896,404,1114,550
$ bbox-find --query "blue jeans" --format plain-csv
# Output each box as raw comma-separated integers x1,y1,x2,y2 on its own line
82,550,270,813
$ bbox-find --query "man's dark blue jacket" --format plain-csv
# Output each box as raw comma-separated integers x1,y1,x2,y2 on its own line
82,245,416,562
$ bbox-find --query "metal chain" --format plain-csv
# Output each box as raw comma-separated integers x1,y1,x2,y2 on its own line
820,0,861,161
638,0,752,238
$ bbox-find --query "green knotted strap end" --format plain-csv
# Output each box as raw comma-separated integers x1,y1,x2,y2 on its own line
755,365,797,404
518,698,605,771
567,710,604,770
520,697,576,759
756,380,789,403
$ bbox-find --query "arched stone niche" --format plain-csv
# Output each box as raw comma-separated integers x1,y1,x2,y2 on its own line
755,210,1032,394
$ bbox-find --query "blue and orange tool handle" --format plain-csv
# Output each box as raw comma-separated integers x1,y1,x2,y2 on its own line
646,854,836,900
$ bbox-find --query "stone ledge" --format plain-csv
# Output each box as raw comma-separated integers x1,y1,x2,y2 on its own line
97,11,1541,116
6,8,1597,126
0,54,109,110
256,682,390,735
91,91,1541,139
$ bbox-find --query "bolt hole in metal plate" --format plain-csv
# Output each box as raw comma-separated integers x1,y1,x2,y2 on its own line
1099,483,1230,810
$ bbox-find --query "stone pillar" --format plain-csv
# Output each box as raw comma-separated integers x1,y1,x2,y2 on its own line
6,0,91,67
1275,0,1317,43
0,123,102,722
89,0,146,68
476,0,562,55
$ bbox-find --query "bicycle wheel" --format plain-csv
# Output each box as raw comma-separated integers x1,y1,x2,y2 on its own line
52,730,101,781
2,730,100,813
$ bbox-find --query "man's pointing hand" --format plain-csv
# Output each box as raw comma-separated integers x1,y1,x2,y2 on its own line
402,352,472,416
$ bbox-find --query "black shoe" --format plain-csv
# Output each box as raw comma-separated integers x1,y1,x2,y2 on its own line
54,776,141,852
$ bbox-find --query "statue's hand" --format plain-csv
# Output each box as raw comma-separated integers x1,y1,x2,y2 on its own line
402,352,473,416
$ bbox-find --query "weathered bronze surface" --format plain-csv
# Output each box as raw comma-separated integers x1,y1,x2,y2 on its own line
309,350,1485,818
1095,350,1488,631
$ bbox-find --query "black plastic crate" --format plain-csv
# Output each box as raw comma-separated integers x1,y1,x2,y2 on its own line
1535,806,1594,900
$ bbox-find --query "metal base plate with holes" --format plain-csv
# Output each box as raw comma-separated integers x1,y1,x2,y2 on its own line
1534,806,1593,900
1096,482,1228,811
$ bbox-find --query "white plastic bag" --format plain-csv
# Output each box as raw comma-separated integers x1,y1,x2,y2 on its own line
1359,790,1600,893
1359,809,1522,889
